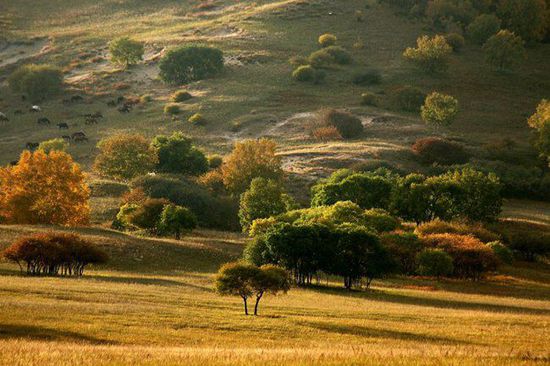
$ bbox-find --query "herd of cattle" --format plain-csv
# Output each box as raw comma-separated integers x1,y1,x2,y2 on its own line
0,94,138,157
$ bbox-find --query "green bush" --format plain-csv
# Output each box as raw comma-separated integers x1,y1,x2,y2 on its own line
8,64,63,102
444,33,465,52
467,14,502,45
403,35,452,73
352,69,382,85
89,180,129,198
159,45,224,84
361,92,378,106
208,155,223,169
38,138,68,154
309,46,352,67
381,231,423,274
108,37,144,67
416,249,454,278
158,204,197,239
318,33,337,47
497,0,548,43
151,132,208,175
188,113,206,125
486,241,514,265
292,65,325,83
164,103,180,115
363,209,400,233
321,109,363,139
490,220,550,261
412,137,469,165
172,90,193,102
390,86,426,112
239,177,288,232
421,92,459,127
483,30,526,71
127,198,169,231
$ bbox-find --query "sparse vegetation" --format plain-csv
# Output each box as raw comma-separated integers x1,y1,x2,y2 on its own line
8,64,63,102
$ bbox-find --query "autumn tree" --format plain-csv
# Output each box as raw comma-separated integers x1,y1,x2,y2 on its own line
221,139,283,194
94,134,158,181
483,30,526,71
421,92,459,128
0,150,90,225
403,35,452,73
528,99,550,165
158,204,197,239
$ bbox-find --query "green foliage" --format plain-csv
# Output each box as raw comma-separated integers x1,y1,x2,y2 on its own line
425,0,477,27
416,249,454,277
239,178,288,232
8,64,63,102
318,33,337,47
320,109,364,139
528,100,550,166
164,103,180,115
444,33,465,52
188,113,206,125
491,220,550,261
361,92,378,106
115,203,139,230
151,132,208,175
483,30,526,71
421,92,459,127
159,204,197,239
381,231,423,274
208,155,223,169
292,65,326,83
487,241,514,265
467,14,502,45
412,137,469,165
308,46,352,67
415,220,500,243
127,198,169,231
172,91,193,102
403,35,452,73
108,37,144,67
497,0,548,43
352,69,382,85
38,138,68,154
159,45,224,84
390,86,426,112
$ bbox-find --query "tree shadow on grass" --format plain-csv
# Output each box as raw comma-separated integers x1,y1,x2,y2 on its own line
306,285,550,316
86,274,212,292
298,320,475,345
0,324,116,344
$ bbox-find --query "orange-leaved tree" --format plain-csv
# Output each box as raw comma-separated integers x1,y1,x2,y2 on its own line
0,150,90,226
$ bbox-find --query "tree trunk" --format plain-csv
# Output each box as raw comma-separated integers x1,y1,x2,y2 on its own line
242,296,248,315
254,292,263,316
175,230,180,240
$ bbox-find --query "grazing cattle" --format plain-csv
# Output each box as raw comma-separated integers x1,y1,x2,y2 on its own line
0,112,8,122
30,105,41,113
37,117,50,125
61,135,71,141
72,132,88,142
107,100,117,107
57,122,69,129
25,142,39,150
118,104,131,113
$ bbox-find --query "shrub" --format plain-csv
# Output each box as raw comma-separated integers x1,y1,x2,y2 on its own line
2,233,107,276
164,103,180,115
352,69,382,85
497,0,548,43
416,249,454,278
421,234,499,280
8,64,63,102
0,150,90,226
444,33,465,52
421,92,459,127
292,65,325,83
412,137,469,165
89,180,129,198
415,220,501,243
487,241,514,265
108,37,144,67
208,155,223,169
467,14,502,45
320,109,363,139
381,231,423,274
151,132,208,175
425,0,476,27
239,177,288,232
172,90,193,102
127,198,169,231
94,134,158,181
159,45,224,84
188,113,206,125
390,86,426,112
308,46,352,67
158,204,197,239
363,209,401,233
318,33,337,47
198,169,226,195
490,220,550,261
312,126,343,141
361,92,378,106
403,35,452,73
38,138,68,154
483,30,526,71
140,94,153,103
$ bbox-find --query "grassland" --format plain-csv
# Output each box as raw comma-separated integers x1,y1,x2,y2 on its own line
0,225,549,366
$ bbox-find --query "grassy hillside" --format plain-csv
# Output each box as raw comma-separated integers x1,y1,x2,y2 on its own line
0,225,549,365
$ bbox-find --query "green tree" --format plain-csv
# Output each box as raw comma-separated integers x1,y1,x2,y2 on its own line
159,45,224,84
159,204,197,239
215,262,260,315
127,198,168,232
251,265,291,315
421,92,459,127
497,0,548,43
483,30,526,71
151,132,208,175
8,64,63,102
403,35,452,73
94,134,158,181
239,178,289,232
108,37,144,68
527,100,550,166
38,138,68,154
416,249,454,278
467,14,502,45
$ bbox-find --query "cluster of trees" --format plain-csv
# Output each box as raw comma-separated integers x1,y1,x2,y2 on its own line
2,233,107,276
528,99,550,167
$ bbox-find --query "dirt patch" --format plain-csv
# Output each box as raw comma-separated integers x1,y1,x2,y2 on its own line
0,37,51,69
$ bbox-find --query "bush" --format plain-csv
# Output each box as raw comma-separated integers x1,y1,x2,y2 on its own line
490,220,550,261
467,14,502,45
312,126,343,141
361,92,378,106
158,204,197,239
412,137,469,165
483,30,526,71
352,69,382,85
208,155,223,169
108,37,144,67
415,220,500,243
487,241,514,265
381,231,423,274
2,233,107,276
403,35,452,73
444,33,465,52
151,132,208,175
239,177,288,232
127,198,169,231
421,234,499,280
363,209,401,233
425,0,476,27
421,92,459,127
188,113,206,125
8,64,63,102
390,86,426,112
308,46,352,67
172,91,193,102
320,109,363,139
416,249,454,278
159,45,224,84
89,180,129,198
38,138,68,154
140,94,153,103
497,0,548,43
292,65,326,83
164,103,180,115
318,33,337,47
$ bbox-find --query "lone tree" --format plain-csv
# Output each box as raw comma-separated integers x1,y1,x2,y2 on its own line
403,35,452,73
109,37,144,68
0,150,90,226
159,204,197,239
159,45,224,84
483,30,525,71
94,134,158,181
251,265,290,315
215,262,259,315
421,92,459,128
239,177,288,232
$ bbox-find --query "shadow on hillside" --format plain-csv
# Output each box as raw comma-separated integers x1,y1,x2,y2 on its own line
306,285,550,316
87,274,212,292
0,324,116,344
299,320,475,345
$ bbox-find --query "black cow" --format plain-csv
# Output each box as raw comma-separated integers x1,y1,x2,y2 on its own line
37,117,50,125
57,122,69,129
